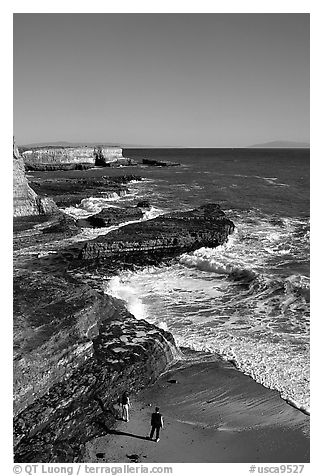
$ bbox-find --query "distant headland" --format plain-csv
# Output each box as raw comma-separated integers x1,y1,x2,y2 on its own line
249,140,310,148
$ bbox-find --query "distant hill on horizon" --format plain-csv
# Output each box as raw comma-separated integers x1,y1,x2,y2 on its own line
19,141,123,148
249,140,310,148
18,140,311,149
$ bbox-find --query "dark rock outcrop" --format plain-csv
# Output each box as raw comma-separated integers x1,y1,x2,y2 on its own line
29,175,141,208
136,200,151,209
142,158,180,167
14,269,177,462
77,207,144,228
80,204,234,264
25,163,94,172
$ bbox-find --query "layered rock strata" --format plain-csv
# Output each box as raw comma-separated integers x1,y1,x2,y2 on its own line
80,204,235,264
14,269,177,462
21,146,136,170
94,147,137,167
77,206,144,228
29,175,141,208
13,148,58,217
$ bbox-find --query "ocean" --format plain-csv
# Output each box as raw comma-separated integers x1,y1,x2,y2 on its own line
64,148,310,414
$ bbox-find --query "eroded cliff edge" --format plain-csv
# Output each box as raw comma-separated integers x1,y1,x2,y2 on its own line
13,144,58,217
14,268,177,462
20,145,136,170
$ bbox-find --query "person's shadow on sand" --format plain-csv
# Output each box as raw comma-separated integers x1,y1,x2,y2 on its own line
107,429,151,441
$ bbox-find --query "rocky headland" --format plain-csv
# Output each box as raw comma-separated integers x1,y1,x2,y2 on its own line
20,145,137,171
13,145,234,462
18,144,181,171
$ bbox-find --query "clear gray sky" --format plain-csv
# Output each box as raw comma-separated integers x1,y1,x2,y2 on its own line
13,13,309,147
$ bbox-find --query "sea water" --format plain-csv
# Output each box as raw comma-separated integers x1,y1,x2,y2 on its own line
103,148,309,413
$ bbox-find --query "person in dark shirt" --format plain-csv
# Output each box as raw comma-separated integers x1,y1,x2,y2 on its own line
150,407,164,442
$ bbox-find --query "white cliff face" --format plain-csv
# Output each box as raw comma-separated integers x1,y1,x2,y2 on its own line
21,147,96,166
100,147,123,161
13,158,41,216
20,146,125,168
13,155,58,217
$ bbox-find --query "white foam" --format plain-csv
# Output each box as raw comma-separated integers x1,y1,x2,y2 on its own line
143,206,165,220
110,252,310,412
233,174,289,187
105,276,147,320
157,321,169,332
61,195,121,219
179,239,257,279
74,215,157,241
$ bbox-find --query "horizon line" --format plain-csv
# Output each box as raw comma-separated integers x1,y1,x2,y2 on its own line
18,142,310,149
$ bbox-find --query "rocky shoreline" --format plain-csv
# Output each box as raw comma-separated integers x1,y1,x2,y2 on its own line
28,174,142,208
13,149,235,462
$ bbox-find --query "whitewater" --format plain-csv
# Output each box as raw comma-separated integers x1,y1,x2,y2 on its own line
70,148,310,413
106,210,310,413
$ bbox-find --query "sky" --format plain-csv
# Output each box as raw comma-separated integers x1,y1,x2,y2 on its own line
13,13,310,147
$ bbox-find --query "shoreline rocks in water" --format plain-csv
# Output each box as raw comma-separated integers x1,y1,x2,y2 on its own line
136,200,151,209
13,143,234,462
142,158,180,167
79,204,235,264
77,206,144,228
13,201,233,462
29,175,142,208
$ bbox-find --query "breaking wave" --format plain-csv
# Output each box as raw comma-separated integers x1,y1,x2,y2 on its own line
105,209,310,413
61,195,121,219
106,276,148,320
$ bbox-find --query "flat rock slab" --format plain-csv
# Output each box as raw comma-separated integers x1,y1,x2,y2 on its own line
80,204,234,262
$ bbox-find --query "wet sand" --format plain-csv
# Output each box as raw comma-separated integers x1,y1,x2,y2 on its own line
85,355,310,463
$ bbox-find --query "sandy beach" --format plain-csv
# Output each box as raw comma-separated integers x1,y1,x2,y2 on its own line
85,353,309,463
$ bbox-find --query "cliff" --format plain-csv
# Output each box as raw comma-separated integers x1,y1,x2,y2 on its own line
14,268,177,462
21,146,136,170
13,147,58,217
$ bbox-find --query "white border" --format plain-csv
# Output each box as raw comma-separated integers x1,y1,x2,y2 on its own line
4,2,320,475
